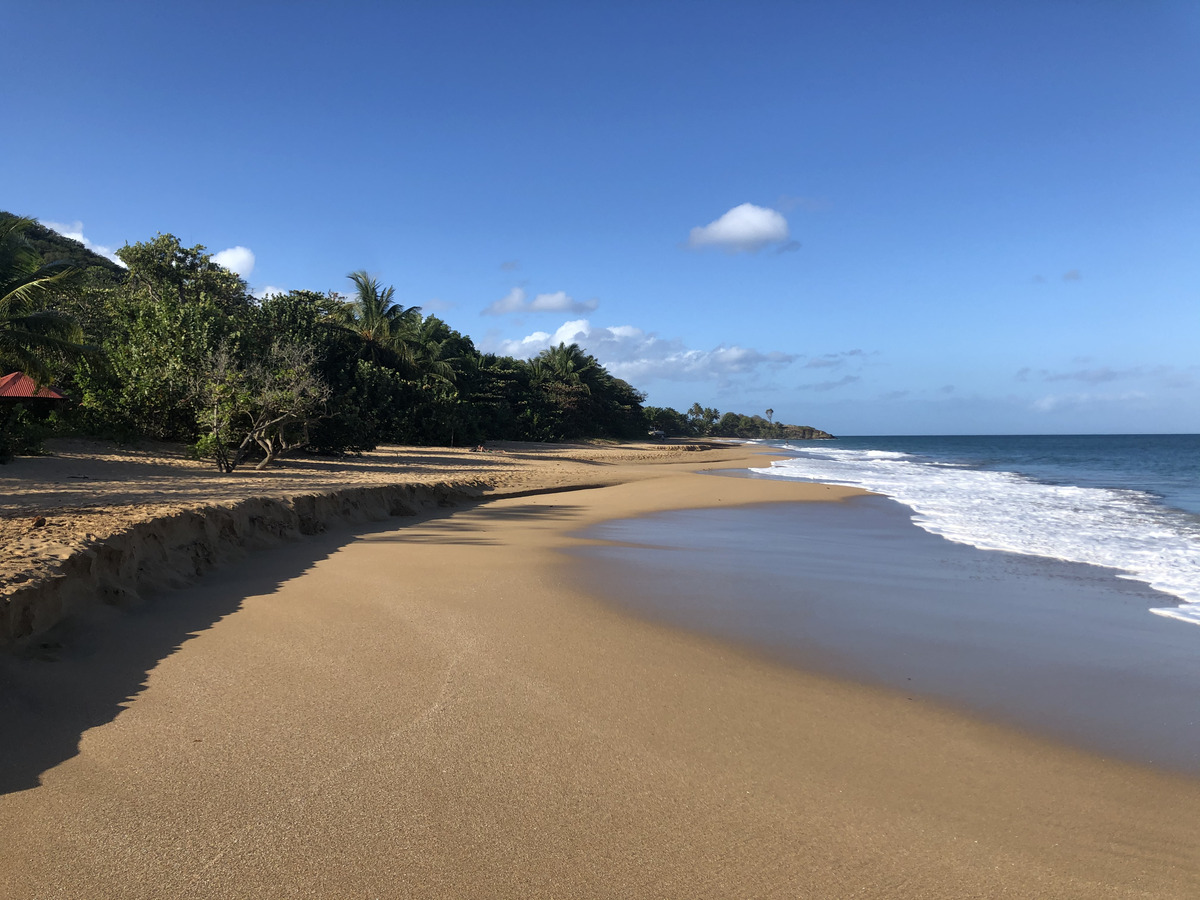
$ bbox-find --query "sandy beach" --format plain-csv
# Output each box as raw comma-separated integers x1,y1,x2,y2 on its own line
1,441,1199,898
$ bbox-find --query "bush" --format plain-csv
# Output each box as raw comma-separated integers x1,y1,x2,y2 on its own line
0,404,58,463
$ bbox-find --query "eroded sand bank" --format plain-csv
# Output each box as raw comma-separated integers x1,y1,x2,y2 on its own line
1,443,1198,898
0,439,730,644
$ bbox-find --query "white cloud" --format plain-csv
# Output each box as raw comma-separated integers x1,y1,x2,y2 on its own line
530,291,598,313
551,319,591,345
39,219,124,266
687,203,790,253
253,285,287,299
485,318,796,385
483,286,598,315
483,287,526,315
213,246,255,277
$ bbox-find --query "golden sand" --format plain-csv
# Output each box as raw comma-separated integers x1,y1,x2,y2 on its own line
1,441,1197,898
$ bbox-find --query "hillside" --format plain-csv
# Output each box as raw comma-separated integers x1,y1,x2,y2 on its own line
0,212,126,280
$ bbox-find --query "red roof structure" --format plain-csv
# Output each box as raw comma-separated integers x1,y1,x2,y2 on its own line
0,372,66,400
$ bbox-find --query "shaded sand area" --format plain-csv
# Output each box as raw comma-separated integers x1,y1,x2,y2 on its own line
1,445,1199,897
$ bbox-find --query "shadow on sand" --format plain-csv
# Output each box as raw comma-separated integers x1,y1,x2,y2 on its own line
0,523,368,795
0,498,588,795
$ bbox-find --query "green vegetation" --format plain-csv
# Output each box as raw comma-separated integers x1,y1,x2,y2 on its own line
0,217,91,384
0,212,831,467
643,403,832,440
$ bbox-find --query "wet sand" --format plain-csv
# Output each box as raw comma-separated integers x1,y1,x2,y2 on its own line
1,452,1199,897
573,492,1200,774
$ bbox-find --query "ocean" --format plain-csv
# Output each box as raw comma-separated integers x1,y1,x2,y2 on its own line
750,434,1200,625
570,434,1200,772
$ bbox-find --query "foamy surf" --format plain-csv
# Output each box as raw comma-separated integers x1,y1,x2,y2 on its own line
751,443,1200,626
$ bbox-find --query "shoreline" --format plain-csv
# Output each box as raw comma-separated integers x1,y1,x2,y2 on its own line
1,442,1199,896
570,492,1200,776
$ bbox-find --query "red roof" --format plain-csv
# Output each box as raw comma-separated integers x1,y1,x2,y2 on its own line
0,372,66,400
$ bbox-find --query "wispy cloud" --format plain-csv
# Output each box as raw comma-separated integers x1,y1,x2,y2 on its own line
803,349,868,369
687,203,791,254
1017,364,1191,387
39,219,124,266
800,375,861,392
482,286,598,316
213,245,255,277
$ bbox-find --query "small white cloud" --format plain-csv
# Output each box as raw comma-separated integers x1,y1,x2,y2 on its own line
213,246,255,277
483,286,598,315
687,203,790,253
39,219,125,266
483,287,527,315
253,285,286,299
552,319,591,345
501,329,553,355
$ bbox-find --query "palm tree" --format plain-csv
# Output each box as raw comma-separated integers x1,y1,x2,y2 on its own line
531,343,599,387
405,315,458,388
0,217,86,384
339,270,421,368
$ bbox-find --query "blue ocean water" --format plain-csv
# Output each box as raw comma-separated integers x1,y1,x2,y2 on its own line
748,434,1200,626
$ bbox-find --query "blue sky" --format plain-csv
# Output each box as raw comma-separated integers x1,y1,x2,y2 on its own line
6,1,1198,434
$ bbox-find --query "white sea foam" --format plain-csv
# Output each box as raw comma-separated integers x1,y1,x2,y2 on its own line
752,447,1200,626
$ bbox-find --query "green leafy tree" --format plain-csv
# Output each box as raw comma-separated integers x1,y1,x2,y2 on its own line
195,342,329,472
118,234,249,314
72,234,249,440
643,405,693,436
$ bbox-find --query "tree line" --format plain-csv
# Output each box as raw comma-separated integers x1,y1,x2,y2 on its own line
1,214,830,466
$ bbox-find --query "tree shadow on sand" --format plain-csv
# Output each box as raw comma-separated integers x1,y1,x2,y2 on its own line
0,527,366,795
0,497,593,795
